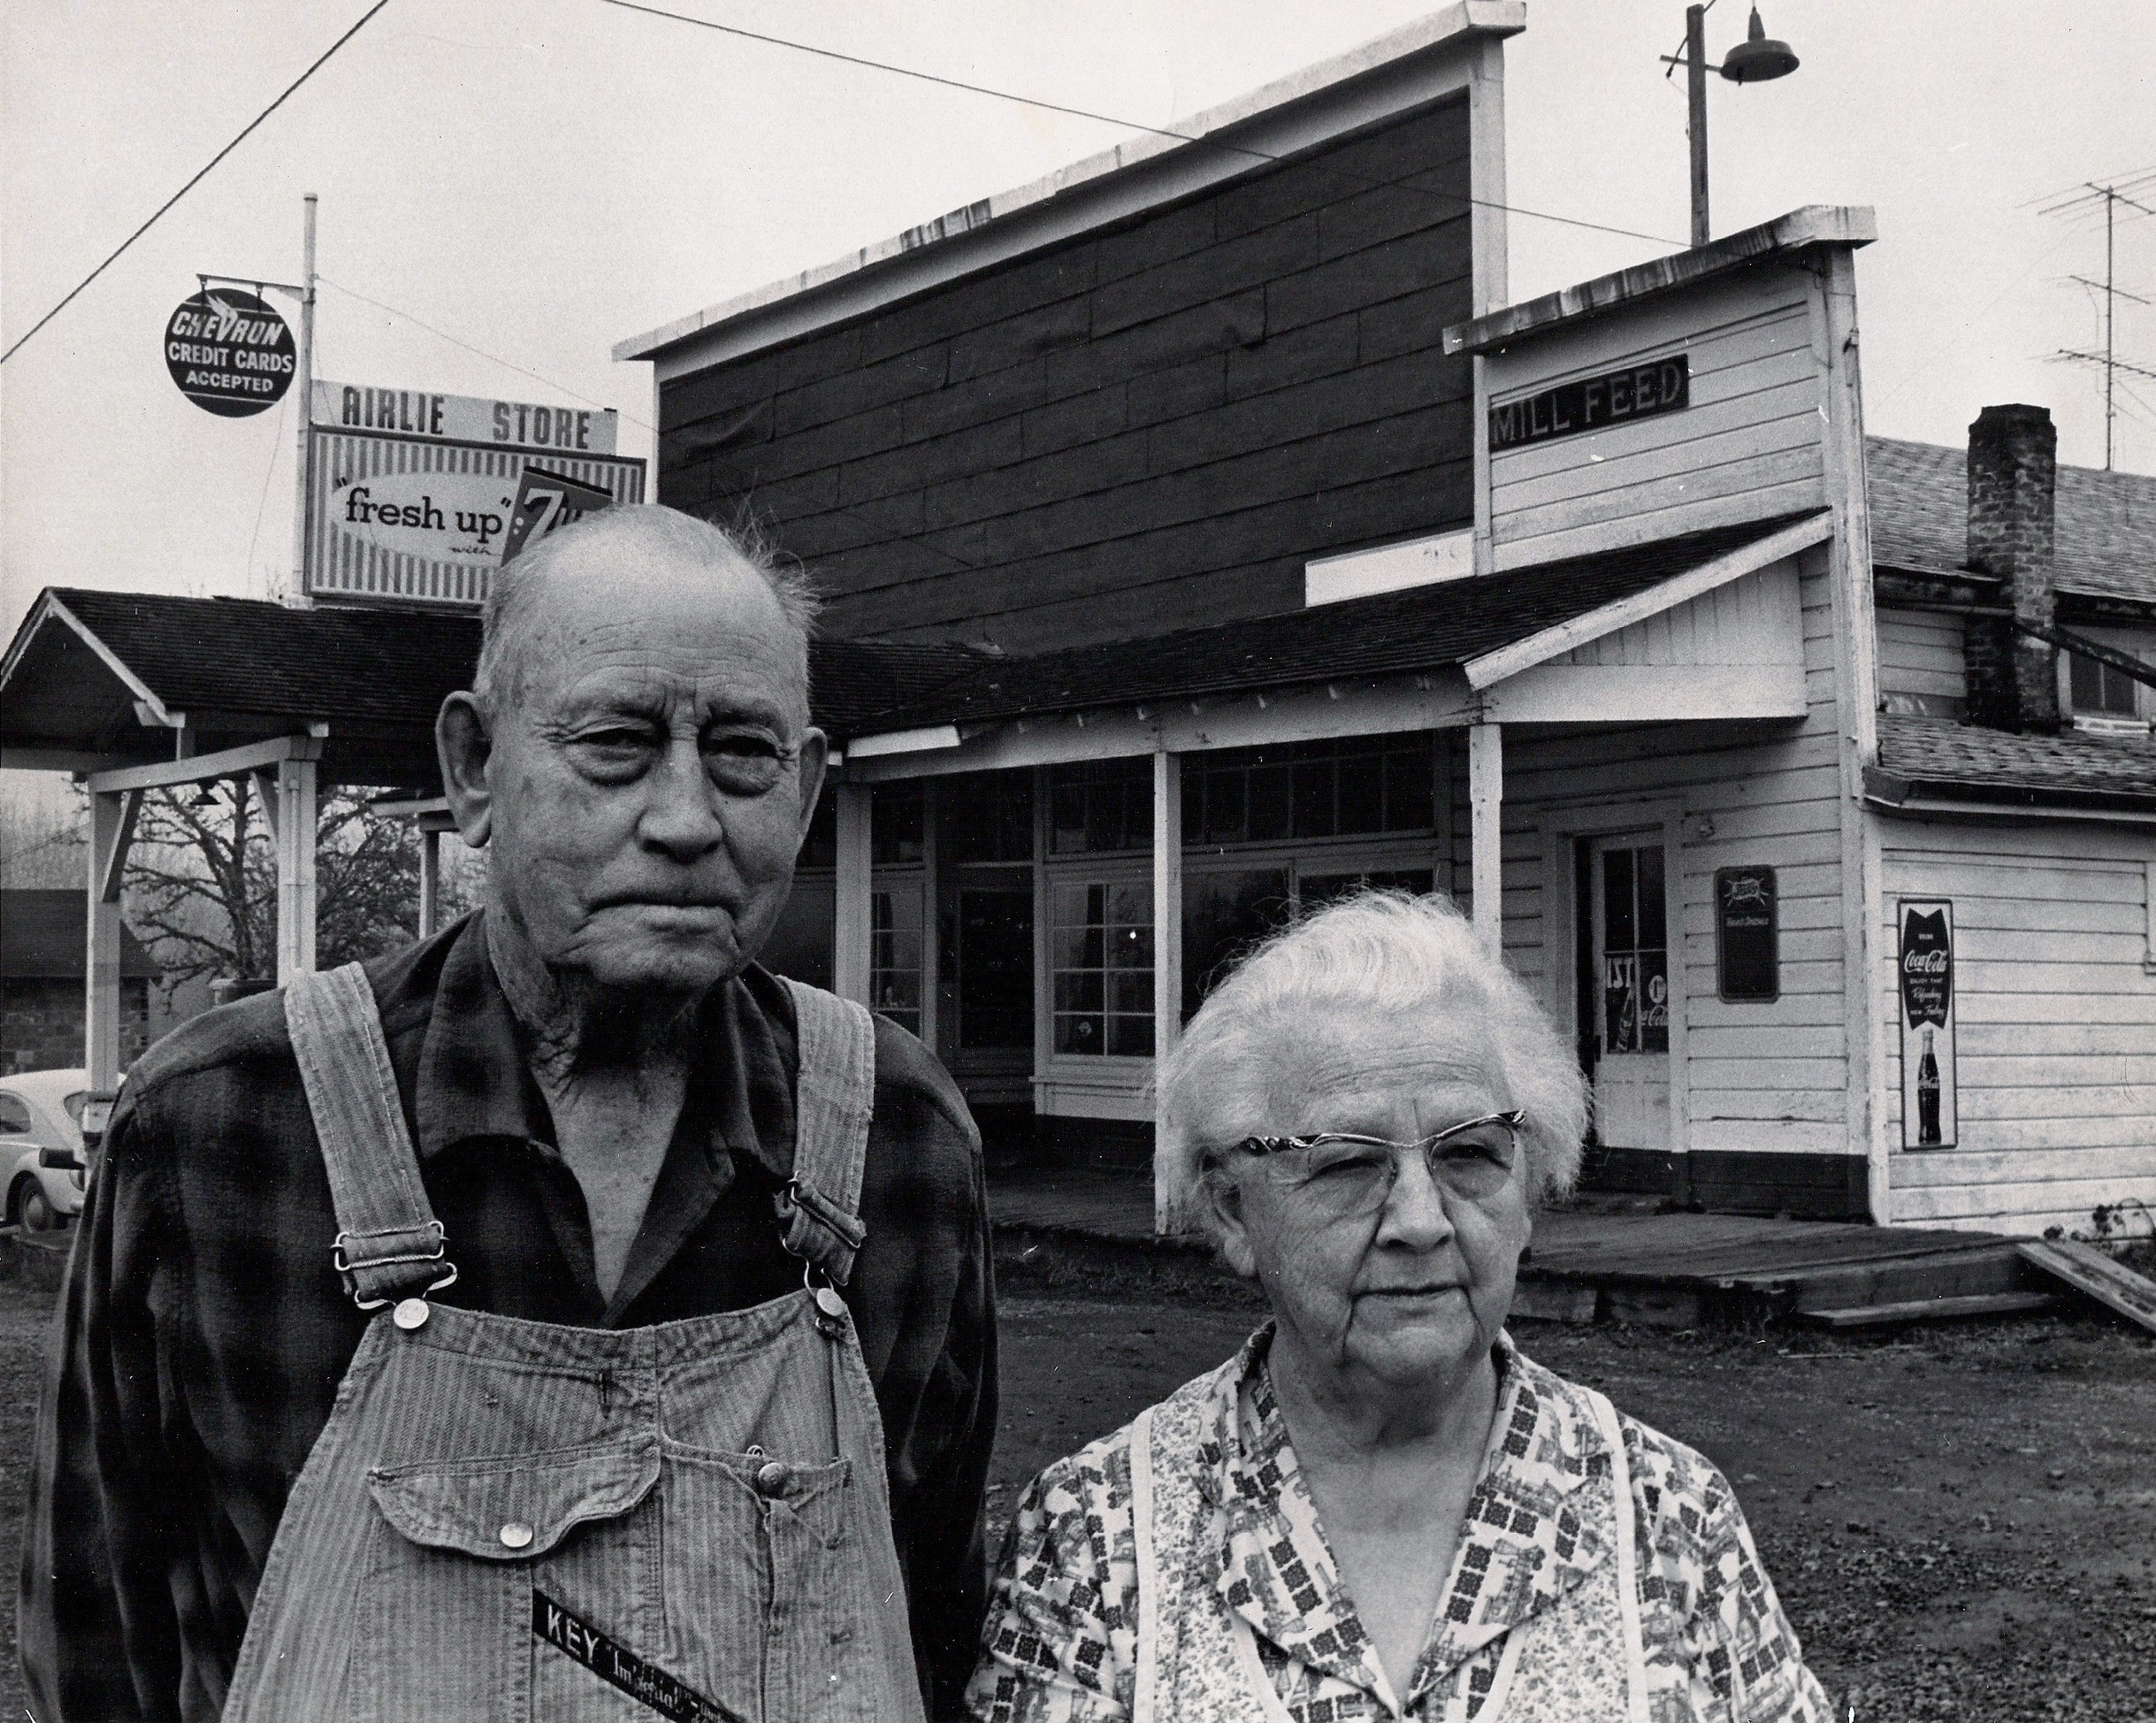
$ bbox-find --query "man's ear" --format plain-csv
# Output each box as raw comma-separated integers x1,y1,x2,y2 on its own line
1203,1167,1261,1282
793,728,830,843
436,693,494,848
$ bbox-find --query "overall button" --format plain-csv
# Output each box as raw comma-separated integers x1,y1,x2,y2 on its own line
392,1298,430,1331
499,1521,534,1551
754,1460,791,1497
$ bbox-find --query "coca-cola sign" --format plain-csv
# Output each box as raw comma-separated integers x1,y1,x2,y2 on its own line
1899,907,1953,1029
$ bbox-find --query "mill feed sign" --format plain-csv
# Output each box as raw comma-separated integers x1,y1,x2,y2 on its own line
304,418,644,609
164,288,295,417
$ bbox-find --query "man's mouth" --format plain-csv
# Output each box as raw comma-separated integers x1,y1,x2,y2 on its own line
1358,1284,1460,1299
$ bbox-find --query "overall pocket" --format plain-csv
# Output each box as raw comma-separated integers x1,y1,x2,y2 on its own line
352,1436,666,1723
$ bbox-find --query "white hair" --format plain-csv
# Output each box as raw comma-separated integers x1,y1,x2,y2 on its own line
1155,889,1588,1238
473,504,821,712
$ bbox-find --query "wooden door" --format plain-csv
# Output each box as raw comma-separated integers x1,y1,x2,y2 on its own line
1590,835,1671,1151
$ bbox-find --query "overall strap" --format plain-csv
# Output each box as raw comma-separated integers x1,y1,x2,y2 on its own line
773,976,875,1287
285,963,456,1310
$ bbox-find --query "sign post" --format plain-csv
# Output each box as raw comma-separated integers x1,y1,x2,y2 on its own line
290,194,317,609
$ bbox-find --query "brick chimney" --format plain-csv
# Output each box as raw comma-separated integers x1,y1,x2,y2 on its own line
1964,404,2059,732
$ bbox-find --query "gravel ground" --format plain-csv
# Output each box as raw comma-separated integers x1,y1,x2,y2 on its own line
2,1250,2150,1721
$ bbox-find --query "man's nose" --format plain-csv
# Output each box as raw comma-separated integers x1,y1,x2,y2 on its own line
1374,1151,1456,1251
638,736,725,859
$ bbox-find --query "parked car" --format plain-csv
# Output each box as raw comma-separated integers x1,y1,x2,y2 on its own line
1,1068,90,1230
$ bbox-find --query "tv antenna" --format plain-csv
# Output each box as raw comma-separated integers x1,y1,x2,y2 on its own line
2039,172,2155,471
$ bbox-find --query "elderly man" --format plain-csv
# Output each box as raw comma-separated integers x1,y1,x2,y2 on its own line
24,506,996,1722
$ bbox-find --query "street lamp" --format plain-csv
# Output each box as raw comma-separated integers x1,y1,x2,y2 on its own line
1665,4,1800,249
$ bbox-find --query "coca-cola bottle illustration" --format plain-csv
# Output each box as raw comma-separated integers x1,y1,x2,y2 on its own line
1916,1026,1942,1146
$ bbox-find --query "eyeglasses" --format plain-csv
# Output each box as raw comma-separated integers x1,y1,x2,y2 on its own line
1229,1110,1526,1218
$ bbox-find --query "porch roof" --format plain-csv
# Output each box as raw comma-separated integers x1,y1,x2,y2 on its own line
1867,715,2156,816
854,512,1822,731
0,587,982,785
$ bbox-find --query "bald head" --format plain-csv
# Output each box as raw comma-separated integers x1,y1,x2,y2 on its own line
474,505,819,719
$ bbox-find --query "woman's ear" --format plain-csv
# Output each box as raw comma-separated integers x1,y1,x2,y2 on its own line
1203,1167,1261,1281
436,693,494,849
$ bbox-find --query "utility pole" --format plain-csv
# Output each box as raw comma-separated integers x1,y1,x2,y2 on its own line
1686,4,1710,249
288,193,317,606
2044,176,2154,471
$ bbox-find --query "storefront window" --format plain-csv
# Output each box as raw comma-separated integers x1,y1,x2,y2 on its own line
1181,735,1434,846
1182,869,1290,1021
870,887,922,1037
957,883,1034,1050
1052,880,1153,1054
942,770,1035,864
1050,760,1151,854
871,783,923,864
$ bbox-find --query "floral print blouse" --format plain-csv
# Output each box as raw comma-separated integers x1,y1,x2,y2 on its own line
967,1328,1828,1723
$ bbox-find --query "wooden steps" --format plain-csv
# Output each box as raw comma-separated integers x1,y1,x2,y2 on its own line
1795,1290,2059,1330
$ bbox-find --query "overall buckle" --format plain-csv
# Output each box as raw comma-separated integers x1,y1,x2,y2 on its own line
333,1220,460,1311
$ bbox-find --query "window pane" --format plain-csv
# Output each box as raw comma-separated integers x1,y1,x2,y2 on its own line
1636,845,1667,949
1640,948,1670,1053
1248,765,1291,840
1051,782,1087,854
1053,924,1099,969
1291,761,1335,837
1602,849,1637,953
1108,923,1154,969
1055,973,1104,1013
1335,752,1384,834
958,886,1034,1050
1204,770,1245,844
2102,660,2138,715
1106,882,1151,927
1181,869,1290,1019
871,784,924,864
2070,651,2105,710
1109,972,1154,1015
1056,1014,1105,1054
1105,1014,1153,1056
1384,745,1434,830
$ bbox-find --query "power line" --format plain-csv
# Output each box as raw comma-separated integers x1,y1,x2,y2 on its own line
595,0,1686,251
317,277,633,420
0,0,391,368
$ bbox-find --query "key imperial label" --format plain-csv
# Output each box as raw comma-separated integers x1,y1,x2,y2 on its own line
1488,353,1690,452
533,1591,746,1723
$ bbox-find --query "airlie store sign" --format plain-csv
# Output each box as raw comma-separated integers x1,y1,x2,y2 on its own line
304,380,643,609
1488,353,1690,452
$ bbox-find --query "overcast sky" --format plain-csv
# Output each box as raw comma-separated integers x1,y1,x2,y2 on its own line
4,0,2152,639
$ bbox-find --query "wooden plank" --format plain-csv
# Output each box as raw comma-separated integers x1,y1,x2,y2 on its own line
1491,473,1829,571
1891,1142,2156,1190
2017,1239,2156,1334
1797,1290,2057,1329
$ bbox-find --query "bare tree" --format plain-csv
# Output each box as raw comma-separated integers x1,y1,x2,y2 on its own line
124,782,470,986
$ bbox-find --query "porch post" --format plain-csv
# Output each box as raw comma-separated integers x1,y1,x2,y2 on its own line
85,789,141,1095
833,779,873,1007
274,755,318,982
1468,721,1503,955
1151,747,1184,1235
417,825,442,937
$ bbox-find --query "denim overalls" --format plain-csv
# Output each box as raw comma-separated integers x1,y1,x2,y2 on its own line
220,962,927,1723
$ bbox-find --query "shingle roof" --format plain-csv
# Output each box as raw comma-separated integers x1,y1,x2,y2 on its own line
861,515,1817,731
2,589,982,768
1869,714,2156,812
1,890,159,981
1866,436,2156,606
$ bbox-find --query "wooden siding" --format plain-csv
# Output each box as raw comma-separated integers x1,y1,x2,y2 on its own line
1475,554,1852,1161
1555,563,1801,670
660,101,1475,651
1880,824,2156,1234
1875,606,1965,717
1485,271,1825,571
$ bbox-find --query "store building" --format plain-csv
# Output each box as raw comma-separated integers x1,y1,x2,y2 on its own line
3,6,2148,1237
618,4,2154,1235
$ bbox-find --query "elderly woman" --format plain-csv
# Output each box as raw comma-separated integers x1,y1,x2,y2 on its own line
969,891,1827,1722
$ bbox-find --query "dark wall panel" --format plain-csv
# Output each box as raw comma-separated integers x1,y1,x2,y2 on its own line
661,96,1474,651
